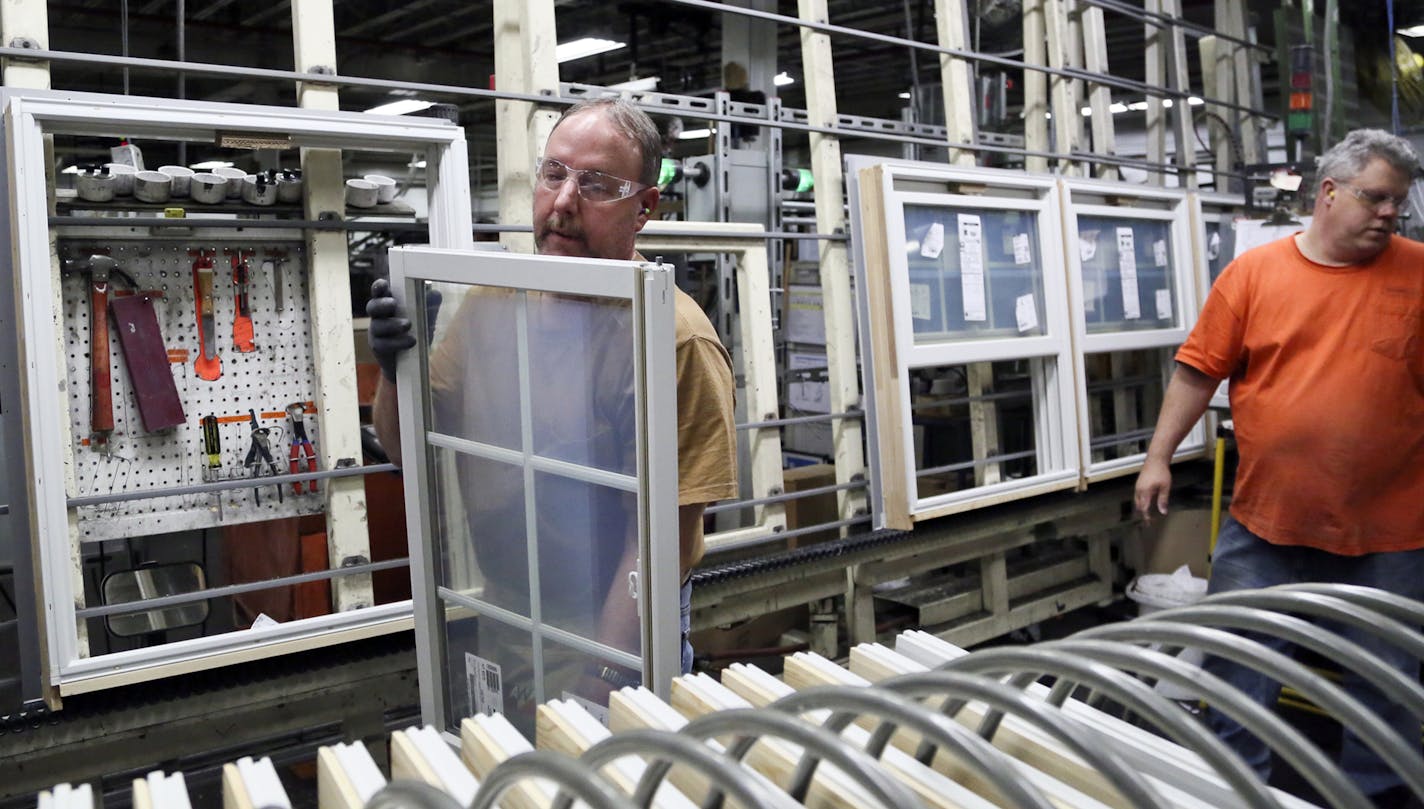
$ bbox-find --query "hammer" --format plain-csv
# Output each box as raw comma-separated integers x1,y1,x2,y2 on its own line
66,254,120,451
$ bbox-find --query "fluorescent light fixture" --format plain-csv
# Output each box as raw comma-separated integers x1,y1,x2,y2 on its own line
365,99,435,116
191,160,234,170
610,76,660,92
556,37,625,63
408,159,428,169
898,92,911,99
774,71,795,86
1110,102,1128,114
1188,96,1204,106
678,128,713,140
1399,24,1424,37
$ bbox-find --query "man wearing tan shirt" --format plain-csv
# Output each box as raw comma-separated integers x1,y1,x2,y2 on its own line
369,98,737,715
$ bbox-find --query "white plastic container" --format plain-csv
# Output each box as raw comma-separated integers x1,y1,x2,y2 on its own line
1126,564,1209,700
242,174,278,206
364,173,397,204
132,170,172,203
345,178,379,209
104,162,137,196
213,166,247,198
190,173,227,204
158,165,195,197
276,170,303,204
75,168,116,203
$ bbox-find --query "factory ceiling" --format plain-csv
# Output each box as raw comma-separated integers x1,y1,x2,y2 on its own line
33,1,1424,165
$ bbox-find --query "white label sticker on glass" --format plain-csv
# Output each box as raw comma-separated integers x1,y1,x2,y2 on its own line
1156,288,1173,320
1015,293,1039,333
466,653,504,717
1153,239,1168,267
958,214,986,322
1116,226,1141,320
1012,233,1032,265
909,283,932,321
1207,230,1221,261
920,221,945,259
1079,230,1099,262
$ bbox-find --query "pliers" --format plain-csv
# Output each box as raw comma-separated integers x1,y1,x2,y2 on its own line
287,403,318,494
244,409,283,505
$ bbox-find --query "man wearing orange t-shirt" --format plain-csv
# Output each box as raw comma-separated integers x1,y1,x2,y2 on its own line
1135,129,1423,805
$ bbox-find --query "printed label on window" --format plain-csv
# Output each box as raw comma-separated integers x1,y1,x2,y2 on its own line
1015,293,1039,333
1117,226,1141,320
466,653,504,717
959,214,986,322
910,283,932,320
1156,288,1173,320
1153,239,1168,267
920,221,945,259
1012,233,1032,265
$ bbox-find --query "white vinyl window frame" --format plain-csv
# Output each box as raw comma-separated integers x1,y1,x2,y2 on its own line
1061,179,1208,482
860,162,1081,529
388,247,680,728
634,221,786,553
4,89,473,693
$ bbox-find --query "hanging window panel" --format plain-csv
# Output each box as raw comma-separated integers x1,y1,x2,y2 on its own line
853,163,1080,529
390,248,679,738
1063,180,1209,481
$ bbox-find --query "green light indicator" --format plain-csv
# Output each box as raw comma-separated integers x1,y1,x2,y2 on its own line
796,168,814,193
658,158,678,188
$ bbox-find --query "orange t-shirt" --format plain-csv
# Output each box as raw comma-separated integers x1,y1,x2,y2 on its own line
1177,234,1424,555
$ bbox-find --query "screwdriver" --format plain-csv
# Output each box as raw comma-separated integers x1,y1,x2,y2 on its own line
202,414,223,519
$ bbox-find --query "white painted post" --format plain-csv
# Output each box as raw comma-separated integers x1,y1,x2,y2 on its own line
493,0,559,255
798,0,869,527
292,0,372,610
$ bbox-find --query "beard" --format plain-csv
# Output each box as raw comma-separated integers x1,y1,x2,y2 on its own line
535,213,584,255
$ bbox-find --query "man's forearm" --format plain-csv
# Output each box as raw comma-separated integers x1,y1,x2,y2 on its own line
1145,363,1219,463
372,376,403,467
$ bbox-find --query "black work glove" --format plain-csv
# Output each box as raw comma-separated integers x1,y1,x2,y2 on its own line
367,278,442,383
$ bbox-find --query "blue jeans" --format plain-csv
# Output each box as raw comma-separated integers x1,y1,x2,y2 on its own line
1205,516,1424,796
681,580,694,674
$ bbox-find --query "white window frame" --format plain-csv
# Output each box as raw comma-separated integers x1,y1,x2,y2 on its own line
1061,178,1208,482
388,248,680,726
858,162,1081,529
4,89,473,693
634,221,787,552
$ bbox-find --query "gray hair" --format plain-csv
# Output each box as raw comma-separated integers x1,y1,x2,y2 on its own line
550,97,662,187
1316,129,1421,182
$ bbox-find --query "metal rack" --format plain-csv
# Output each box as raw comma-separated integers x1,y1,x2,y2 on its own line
29,583,1424,809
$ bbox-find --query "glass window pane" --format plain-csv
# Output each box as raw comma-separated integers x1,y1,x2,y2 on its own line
1076,216,1179,332
903,204,1047,343
531,471,637,647
1083,348,1172,461
1206,219,1235,284
527,294,635,475
910,360,1041,498
428,285,524,451
420,279,644,733
431,444,529,616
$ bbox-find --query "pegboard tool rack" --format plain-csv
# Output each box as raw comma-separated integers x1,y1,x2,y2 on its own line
1,88,475,705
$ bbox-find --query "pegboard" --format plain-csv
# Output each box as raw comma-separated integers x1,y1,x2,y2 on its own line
58,233,327,542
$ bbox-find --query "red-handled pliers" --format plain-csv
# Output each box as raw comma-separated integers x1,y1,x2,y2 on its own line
287,403,318,494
